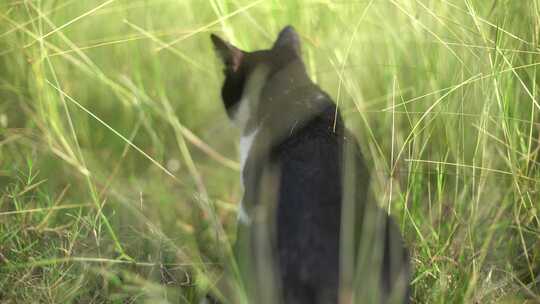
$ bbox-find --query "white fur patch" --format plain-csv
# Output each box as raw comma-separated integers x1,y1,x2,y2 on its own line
239,128,258,171
233,94,251,131
235,66,267,171
231,65,269,131
237,204,252,225
236,128,258,225
233,66,269,225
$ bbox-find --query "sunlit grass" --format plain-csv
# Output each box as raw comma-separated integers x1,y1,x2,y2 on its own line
0,0,539,303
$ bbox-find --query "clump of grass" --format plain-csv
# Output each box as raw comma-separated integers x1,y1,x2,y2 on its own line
0,0,539,303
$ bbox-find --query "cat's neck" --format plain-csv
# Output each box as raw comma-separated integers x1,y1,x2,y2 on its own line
262,59,313,101
238,59,314,136
258,61,333,139
238,59,338,158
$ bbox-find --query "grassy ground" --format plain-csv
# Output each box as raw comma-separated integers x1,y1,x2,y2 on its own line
0,0,539,303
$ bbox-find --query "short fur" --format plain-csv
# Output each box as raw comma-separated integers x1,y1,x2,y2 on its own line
211,26,410,304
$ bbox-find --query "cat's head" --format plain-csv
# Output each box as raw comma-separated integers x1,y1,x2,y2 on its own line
211,26,303,131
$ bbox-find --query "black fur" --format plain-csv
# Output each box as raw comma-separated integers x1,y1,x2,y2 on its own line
211,26,410,304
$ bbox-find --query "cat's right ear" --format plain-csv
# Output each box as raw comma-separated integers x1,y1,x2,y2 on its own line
273,26,301,56
211,34,243,72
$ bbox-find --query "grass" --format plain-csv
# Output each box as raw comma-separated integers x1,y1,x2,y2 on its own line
0,0,539,302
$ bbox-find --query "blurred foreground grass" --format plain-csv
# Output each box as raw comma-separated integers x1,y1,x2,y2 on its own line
0,0,539,303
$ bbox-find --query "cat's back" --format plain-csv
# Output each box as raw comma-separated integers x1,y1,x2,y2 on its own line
266,96,344,303
271,94,345,197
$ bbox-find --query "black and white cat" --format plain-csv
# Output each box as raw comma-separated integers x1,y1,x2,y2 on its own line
210,26,410,304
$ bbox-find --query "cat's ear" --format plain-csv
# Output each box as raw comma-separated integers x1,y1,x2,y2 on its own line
273,26,301,55
211,34,243,72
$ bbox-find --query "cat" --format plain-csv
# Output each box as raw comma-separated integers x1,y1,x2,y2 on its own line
210,26,410,304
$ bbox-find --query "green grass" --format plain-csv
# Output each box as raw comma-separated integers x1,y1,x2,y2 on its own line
0,0,539,303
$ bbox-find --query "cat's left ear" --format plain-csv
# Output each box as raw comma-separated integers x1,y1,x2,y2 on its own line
273,26,301,55
211,34,244,72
